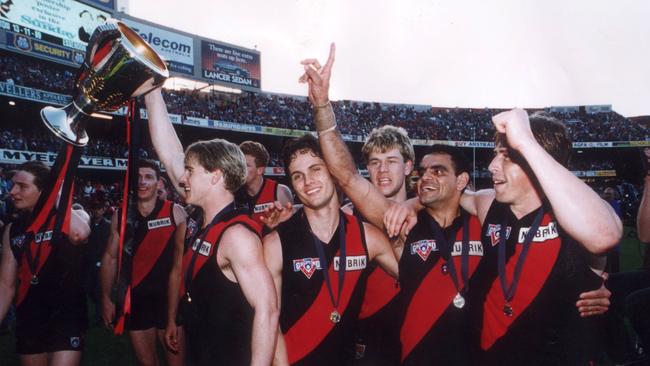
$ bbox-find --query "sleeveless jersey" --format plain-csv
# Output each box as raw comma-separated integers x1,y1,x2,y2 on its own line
179,208,261,366
399,209,483,365
237,178,279,227
277,209,369,365
467,201,603,365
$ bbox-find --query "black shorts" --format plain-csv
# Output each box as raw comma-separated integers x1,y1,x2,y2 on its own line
15,289,87,354
125,289,167,331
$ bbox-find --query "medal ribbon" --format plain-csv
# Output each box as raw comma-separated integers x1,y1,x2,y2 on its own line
309,213,346,315
498,207,544,304
429,212,470,295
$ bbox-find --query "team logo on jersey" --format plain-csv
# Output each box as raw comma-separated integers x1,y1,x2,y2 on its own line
253,202,274,214
191,239,212,256
186,218,199,238
293,258,322,279
34,230,53,244
148,217,172,229
11,234,27,249
334,255,367,271
518,221,559,243
70,336,80,348
410,240,437,261
486,224,512,246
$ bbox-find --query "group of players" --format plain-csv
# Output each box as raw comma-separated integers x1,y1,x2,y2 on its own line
0,44,632,366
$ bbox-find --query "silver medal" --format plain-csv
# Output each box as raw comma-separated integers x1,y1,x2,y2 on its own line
453,293,465,308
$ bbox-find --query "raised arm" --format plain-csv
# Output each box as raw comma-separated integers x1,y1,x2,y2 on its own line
0,224,17,322
143,89,187,197
99,211,119,328
460,189,496,224
263,231,289,366
492,109,622,254
223,225,279,366
300,44,391,229
165,204,187,352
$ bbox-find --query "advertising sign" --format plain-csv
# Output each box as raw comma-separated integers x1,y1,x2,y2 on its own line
201,40,260,90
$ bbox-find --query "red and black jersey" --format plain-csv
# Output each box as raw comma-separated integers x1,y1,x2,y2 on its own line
236,178,279,227
398,209,483,365
467,201,603,365
277,209,369,365
129,199,177,294
9,211,87,334
179,207,261,366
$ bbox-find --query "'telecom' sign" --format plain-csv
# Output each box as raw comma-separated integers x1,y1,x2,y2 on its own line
121,18,194,76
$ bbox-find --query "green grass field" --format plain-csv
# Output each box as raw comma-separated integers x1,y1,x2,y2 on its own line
0,227,646,365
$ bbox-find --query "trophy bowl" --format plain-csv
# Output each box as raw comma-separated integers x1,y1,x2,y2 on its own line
41,19,169,146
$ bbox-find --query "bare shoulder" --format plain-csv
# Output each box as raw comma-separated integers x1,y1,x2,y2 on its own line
172,203,187,225
221,223,263,254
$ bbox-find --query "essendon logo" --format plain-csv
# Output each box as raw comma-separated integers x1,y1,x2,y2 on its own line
486,224,511,246
293,258,321,279
410,240,437,261
186,218,199,238
253,202,274,214
148,217,172,229
10,234,26,249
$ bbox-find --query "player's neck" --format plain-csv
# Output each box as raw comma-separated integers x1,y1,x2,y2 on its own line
305,199,340,243
201,192,235,228
510,190,543,220
425,200,461,229
137,196,157,216
247,175,264,196
387,184,407,203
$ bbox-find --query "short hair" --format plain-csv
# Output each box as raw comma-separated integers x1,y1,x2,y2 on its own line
239,141,270,167
362,125,415,164
185,139,247,193
16,161,50,191
282,134,323,176
422,144,471,176
495,112,572,168
137,159,161,180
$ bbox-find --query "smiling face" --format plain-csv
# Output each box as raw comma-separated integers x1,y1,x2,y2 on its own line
416,153,467,209
179,156,221,207
137,166,159,202
488,145,535,205
288,149,337,210
366,147,413,200
10,170,42,211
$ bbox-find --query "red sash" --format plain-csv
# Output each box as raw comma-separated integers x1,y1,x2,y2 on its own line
251,178,278,225
131,200,176,288
285,214,367,364
358,266,399,319
480,214,561,349
400,215,483,361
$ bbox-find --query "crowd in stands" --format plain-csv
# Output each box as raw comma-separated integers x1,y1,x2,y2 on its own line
1,51,648,143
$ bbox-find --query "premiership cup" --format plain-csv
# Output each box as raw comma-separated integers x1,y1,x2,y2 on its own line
40,19,169,146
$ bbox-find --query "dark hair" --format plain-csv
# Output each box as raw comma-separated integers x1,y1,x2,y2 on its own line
16,161,50,191
422,144,471,176
282,134,323,177
137,159,161,180
495,112,572,168
239,141,270,167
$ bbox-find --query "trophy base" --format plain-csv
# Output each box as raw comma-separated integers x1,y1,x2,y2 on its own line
41,105,89,147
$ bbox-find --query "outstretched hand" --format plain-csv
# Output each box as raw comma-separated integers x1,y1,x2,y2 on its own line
299,43,336,106
260,201,294,230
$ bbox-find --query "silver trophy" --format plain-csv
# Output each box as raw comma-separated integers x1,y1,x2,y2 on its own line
41,19,169,146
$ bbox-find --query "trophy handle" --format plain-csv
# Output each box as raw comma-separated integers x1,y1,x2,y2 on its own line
75,21,122,92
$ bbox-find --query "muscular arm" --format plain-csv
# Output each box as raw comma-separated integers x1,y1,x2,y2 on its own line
222,225,279,366
99,211,119,327
263,231,289,366
364,222,398,278
460,189,496,224
0,224,17,322
494,109,622,254
143,89,187,197
639,176,650,243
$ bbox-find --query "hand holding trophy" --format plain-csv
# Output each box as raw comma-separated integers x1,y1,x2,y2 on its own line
40,19,169,146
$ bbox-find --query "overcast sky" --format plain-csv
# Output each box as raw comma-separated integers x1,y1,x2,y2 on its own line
128,0,650,117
